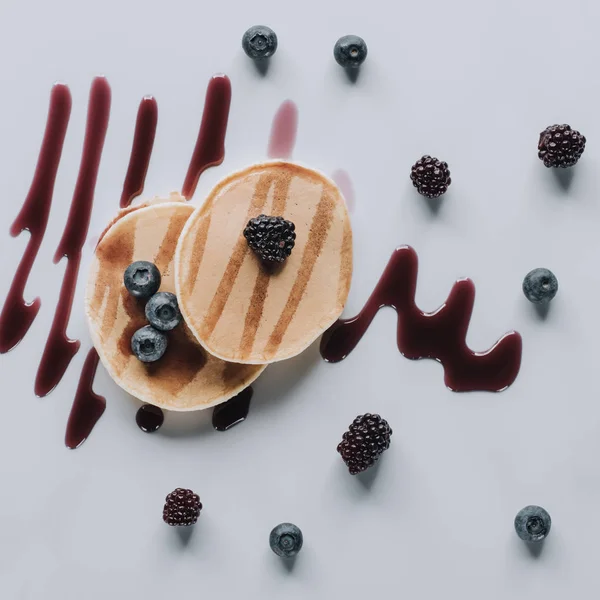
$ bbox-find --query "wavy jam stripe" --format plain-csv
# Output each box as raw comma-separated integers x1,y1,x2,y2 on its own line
320,246,523,392
0,84,72,353
35,77,111,397
120,96,158,208
185,211,212,298
182,75,232,199
200,173,274,339
264,190,337,357
65,349,106,449
239,173,292,358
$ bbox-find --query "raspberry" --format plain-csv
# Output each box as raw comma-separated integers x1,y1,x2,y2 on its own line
337,413,392,475
163,488,202,526
243,214,296,263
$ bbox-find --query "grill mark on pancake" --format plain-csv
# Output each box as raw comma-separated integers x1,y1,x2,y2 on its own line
200,173,274,339
336,217,353,306
114,288,145,376
185,210,212,297
114,211,190,375
239,173,292,358
97,228,135,343
264,190,337,357
154,211,190,277
145,325,207,395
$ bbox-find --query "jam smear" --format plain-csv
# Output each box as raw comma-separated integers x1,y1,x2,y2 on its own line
120,96,158,208
65,349,106,449
136,404,164,433
212,386,254,431
320,246,522,392
182,74,231,199
35,77,111,397
0,84,72,353
267,100,298,159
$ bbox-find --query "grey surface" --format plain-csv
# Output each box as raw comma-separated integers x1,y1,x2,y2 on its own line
0,0,599,597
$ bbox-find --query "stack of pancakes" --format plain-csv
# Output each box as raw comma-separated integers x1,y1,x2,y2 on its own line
85,161,353,411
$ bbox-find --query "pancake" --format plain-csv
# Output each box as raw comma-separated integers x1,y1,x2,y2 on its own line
174,161,353,364
85,195,265,411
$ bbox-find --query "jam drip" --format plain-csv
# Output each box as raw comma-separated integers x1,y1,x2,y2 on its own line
136,404,164,433
120,96,158,208
35,77,111,397
65,349,106,449
320,246,522,392
182,74,231,199
212,387,253,431
0,84,72,353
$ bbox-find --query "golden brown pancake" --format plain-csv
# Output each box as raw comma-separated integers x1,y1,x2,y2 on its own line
85,194,265,411
175,161,353,364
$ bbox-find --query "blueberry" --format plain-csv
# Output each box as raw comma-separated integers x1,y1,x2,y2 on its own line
522,268,558,303
145,292,181,332
269,523,303,558
131,325,168,363
514,505,551,542
334,35,367,68
242,25,278,60
124,261,161,299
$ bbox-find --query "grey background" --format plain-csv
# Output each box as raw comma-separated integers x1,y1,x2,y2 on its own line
0,0,597,597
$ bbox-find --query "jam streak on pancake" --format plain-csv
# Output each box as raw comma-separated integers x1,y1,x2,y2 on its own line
0,84,72,353
320,246,522,392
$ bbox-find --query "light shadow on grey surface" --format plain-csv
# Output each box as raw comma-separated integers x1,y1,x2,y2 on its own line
422,193,445,216
531,301,552,321
251,341,322,413
552,167,574,191
157,407,213,439
253,58,271,76
344,66,361,83
276,554,298,573
525,539,545,558
176,525,195,547
356,460,382,490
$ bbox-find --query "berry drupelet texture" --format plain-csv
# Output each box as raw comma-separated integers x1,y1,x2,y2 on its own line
337,413,392,474
514,505,551,542
163,488,202,526
242,25,278,60
244,214,296,263
538,124,586,168
410,156,452,199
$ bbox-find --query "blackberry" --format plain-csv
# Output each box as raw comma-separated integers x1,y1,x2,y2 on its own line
337,413,392,475
538,124,586,168
410,155,451,198
163,488,202,526
244,214,296,263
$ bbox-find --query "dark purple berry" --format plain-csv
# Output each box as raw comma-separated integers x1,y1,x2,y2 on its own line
410,155,451,199
337,413,392,475
538,124,586,168
163,488,202,526
244,214,296,263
